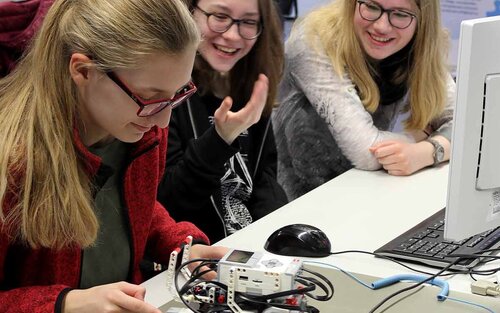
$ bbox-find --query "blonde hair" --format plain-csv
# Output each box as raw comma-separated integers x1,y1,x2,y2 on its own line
298,0,449,130
0,0,199,248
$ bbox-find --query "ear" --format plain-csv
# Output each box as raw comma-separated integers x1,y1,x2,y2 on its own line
69,53,94,87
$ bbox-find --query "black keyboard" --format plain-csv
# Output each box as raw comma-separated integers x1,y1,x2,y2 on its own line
374,209,500,271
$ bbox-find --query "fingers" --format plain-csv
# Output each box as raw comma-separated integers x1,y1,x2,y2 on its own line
386,169,407,176
371,143,408,171
380,157,413,176
246,74,268,118
370,142,398,159
132,288,145,301
64,282,161,313
113,282,160,313
370,140,396,150
114,293,160,313
212,74,268,145
214,96,233,122
235,74,268,125
191,244,229,260
250,74,269,105
188,245,229,281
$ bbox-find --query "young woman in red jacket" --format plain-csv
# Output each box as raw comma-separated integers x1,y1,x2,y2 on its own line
0,0,226,312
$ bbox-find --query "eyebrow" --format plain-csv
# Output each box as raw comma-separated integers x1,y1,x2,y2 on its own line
208,4,260,18
136,80,191,98
371,0,415,12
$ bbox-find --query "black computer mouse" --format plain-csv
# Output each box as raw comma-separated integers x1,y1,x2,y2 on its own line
264,224,332,257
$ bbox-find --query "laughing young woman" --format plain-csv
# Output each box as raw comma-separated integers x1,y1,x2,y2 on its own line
273,0,455,200
158,0,288,242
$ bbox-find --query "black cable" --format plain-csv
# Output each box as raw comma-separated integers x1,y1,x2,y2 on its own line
238,293,320,313
246,280,316,301
331,249,500,279
296,276,330,301
330,250,445,276
296,275,332,301
191,260,218,277
177,248,499,313
175,257,326,312
174,258,220,313
368,248,500,312
179,268,216,295
301,267,335,301
178,260,219,295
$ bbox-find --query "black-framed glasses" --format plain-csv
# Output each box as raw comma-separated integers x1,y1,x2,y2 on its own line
357,0,417,30
106,72,196,117
195,5,262,40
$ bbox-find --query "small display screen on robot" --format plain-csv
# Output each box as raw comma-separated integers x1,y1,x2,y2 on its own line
226,250,254,263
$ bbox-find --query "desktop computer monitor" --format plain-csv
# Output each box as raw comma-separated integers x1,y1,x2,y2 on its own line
444,15,500,241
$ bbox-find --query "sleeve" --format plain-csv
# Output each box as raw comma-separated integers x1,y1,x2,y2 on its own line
428,74,456,141
283,31,414,170
157,108,239,214
0,234,71,313
246,119,288,219
0,286,71,313
144,200,210,265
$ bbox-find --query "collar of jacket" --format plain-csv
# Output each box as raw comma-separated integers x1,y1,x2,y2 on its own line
72,125,165,178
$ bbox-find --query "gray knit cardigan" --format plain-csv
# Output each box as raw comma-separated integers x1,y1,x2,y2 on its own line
273,28,456,200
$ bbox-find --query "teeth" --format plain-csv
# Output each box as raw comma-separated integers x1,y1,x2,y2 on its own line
371,35,391,42
215,45,237,53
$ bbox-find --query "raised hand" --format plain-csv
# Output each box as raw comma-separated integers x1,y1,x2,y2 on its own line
214,74,269,145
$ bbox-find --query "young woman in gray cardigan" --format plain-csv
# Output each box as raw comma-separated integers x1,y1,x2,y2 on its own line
273,0,455,200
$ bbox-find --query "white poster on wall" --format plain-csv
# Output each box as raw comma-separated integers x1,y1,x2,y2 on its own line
441,0,500,72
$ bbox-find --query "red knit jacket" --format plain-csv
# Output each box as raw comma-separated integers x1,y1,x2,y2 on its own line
0,126,209,313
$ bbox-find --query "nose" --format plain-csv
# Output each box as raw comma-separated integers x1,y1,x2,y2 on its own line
147,106,172,129
222,23,241,40
372,12,392,33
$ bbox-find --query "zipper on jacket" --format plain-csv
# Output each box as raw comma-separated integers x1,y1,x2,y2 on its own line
187,99,227,238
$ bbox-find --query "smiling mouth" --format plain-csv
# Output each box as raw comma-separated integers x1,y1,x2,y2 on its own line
369,33,393,43
214,44,238,55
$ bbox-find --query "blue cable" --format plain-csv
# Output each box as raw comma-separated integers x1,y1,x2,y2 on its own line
371,274,449,301
304,261,374,289
443,296,496,313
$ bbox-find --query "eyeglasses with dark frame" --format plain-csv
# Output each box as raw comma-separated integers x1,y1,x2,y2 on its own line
106,71,197,117
357,0,417,30
194,5,262,40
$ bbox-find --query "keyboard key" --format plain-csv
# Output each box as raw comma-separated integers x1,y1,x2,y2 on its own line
467,237,484,248
412,230,432,239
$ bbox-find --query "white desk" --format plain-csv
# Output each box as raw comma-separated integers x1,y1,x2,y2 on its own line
144,165,500,312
